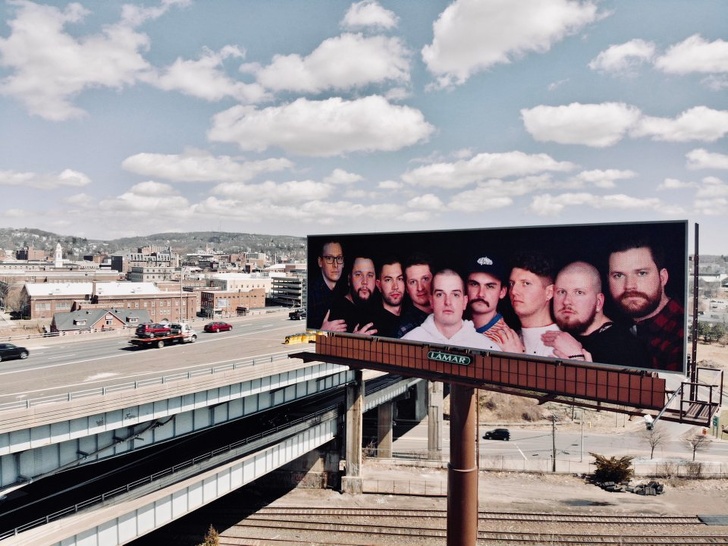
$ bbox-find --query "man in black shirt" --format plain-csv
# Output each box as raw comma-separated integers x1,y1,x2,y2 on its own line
372,256,405,338
327,254,378,334
396,252,434,338
542,261,650,368
309,239,345,330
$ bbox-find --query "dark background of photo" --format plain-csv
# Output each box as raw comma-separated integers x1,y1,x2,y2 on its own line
307,220,688,372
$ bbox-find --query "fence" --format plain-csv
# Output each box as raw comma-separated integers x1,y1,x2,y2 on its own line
0,352,294,412
365,448,728,479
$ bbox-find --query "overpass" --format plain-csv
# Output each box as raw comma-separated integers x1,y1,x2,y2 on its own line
0,347,428,545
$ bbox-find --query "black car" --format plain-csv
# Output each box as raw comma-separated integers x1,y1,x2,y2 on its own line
289,308,306,320
0,343,29,362
483,428,510,441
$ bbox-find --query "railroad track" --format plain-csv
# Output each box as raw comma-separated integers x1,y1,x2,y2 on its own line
218,506,728,545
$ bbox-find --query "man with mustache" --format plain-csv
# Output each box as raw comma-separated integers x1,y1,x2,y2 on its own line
327,253,378,335
608,238,684,371
464,254,524,353
542,261,650,367
402,268,499,350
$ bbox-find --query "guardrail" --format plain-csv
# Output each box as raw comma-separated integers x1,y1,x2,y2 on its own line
0,405,340,541
0,352,297,412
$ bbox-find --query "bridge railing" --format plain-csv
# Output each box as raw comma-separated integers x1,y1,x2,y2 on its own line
0,351,301,412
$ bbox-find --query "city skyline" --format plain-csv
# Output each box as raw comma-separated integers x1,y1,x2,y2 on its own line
1,1,727,253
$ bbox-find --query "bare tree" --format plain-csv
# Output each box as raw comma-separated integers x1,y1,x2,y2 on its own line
684,431,712,461
641,426,668,459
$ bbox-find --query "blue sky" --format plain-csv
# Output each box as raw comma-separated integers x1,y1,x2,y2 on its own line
1,0,727,252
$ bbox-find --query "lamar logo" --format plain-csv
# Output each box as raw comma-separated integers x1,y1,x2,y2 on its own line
427,350,471,366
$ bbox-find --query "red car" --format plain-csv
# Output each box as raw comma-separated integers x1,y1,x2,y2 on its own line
204,321,233,333
135,323,172,338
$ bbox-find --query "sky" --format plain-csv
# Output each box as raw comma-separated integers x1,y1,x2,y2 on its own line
1,0,727,253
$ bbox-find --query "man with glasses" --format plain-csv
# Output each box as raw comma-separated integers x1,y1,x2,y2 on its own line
309,240,346,330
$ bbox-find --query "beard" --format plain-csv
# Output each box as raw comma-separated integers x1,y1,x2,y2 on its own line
556,307,596,335
351,287,373,305
617,289,661,318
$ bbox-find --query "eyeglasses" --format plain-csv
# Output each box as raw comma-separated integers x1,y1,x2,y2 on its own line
322,255,344,265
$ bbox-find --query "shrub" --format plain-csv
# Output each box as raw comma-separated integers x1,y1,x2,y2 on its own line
656,461,678,479
590,453,634,484
684,461,703,478
198,525,219,546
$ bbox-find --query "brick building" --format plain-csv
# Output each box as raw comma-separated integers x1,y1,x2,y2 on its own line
21,281,197,322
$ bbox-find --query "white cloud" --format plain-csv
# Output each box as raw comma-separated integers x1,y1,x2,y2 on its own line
686,149,728,170
0,168,91,189
147,46,267,102
323,168,364,185
119,0,191,27
447,191,513,213
121,151,293,182
693,177,728,216
378,180,403,190
212,179,334,204
99,181,190,214
407,193,444,210
422,0,599,87
521,102,641,147
528,192,662,215
570,169,636,188
254,33,410,93
658,178,697,190
702,75,728,91
588,39,655,75
695,176,728,199
630,106,728,142
446,175,555,212
0,1,156,120
208,96,433,156
341,1,399,30
402,151,575,189
655,34,728,75
63,193,95,206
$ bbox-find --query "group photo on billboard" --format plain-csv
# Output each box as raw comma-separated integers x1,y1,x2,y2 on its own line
307,221,687,374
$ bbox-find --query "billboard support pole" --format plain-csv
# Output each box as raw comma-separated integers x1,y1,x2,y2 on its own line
691,224,699,398
447,383,478,546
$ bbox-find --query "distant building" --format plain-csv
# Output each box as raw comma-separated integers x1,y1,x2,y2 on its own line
269,274,304,308
54,243,63,268
50,308,152,333
208,273,272,295
21,281,196,322
15,246,46,261
200,288,265,318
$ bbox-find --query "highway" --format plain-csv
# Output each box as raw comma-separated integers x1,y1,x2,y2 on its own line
0,313,308,406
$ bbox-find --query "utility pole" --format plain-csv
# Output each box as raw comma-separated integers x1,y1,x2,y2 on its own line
551,415,556,473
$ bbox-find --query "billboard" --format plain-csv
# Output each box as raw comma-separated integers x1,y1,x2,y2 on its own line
307,221,687,374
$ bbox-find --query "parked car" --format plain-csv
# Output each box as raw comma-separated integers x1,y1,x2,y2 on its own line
135,323,172,338
483,428,510,441
0,343,29,362
289,308,307,320
204,321,233,333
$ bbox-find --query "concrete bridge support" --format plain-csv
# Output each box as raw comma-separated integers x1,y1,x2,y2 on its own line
341,370,364,494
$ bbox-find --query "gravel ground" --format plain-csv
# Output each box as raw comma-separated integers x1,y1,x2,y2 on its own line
225,464,728,545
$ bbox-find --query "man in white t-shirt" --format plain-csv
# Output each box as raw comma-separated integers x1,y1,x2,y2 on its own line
507,251,560,357
403,268,500,351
